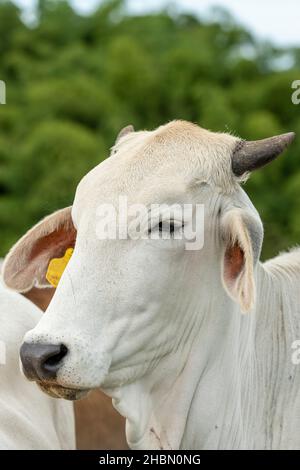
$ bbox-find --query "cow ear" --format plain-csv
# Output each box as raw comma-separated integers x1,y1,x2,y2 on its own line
115,124,134,144
221,209,262,313
2,207,76,293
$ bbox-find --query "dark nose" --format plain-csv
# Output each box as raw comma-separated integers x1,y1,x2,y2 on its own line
20,343,68,381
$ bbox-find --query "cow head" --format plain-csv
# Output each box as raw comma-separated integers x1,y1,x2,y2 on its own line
2,121,294,402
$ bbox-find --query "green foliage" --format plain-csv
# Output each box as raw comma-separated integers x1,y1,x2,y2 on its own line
0,0,299,259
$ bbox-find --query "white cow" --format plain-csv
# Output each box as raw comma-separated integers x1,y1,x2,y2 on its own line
2,121,300,449
0,279,75,449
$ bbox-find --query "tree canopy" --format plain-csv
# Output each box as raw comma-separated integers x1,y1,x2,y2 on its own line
0,0,299,259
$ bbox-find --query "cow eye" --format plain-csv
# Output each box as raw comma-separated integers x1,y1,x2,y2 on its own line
149,220,184,236
158,221,175,234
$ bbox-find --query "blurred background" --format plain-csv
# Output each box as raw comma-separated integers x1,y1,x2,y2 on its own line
0,0,299,259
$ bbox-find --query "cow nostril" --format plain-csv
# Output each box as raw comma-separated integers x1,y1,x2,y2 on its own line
20,342,69,381
43,344,68,371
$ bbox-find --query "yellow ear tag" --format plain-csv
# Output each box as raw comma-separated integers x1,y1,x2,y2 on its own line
46,248,74,288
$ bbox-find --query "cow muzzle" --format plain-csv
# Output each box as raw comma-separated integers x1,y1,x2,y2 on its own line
20,342,68,381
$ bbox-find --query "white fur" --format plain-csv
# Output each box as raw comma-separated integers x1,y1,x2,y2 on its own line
0,279,75,449
3,121,299,449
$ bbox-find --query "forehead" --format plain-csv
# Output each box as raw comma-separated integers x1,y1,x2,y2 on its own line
73,121,238,216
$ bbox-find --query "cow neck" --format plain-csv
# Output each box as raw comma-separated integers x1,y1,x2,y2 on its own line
110,259,300,449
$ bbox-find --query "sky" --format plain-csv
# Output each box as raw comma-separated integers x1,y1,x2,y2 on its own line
13,0,300,47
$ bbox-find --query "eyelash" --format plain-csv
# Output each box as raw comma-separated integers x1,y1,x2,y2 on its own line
159,221,174,234
148,220,184,235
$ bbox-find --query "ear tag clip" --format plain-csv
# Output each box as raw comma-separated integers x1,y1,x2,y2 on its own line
46,248,74,288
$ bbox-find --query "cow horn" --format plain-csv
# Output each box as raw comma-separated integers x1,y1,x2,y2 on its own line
116,125,135,143
232,132,295,176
